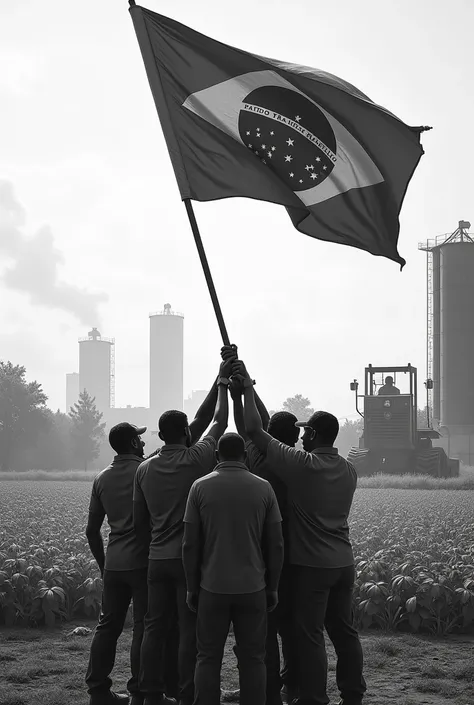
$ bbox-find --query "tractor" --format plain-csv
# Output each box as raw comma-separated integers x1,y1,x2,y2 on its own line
347,364,459,477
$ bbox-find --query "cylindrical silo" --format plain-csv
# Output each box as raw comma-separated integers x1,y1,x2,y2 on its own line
78,328,113,413
439,241,474,428
149,304,184,419
431,247,441,424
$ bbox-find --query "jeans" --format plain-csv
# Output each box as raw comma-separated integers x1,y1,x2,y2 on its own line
139,558,196,704
86,567,148,695
194,588,267,705
291,565,366,705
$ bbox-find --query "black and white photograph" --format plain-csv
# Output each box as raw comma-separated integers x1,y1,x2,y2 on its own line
0,1,473,704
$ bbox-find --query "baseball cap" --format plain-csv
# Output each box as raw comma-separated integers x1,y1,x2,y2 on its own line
109,422,146,448
295,411,339,435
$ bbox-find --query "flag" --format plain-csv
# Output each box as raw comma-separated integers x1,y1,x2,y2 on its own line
129,4,429,268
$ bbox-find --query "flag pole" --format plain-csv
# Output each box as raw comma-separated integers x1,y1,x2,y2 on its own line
128,0,231,346
183,199,231,346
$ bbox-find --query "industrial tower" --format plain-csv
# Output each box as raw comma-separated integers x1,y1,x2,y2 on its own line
149,304,184,419
419,220,474,464
78,328,115,413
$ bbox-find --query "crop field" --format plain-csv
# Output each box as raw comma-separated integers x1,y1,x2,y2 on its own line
1,482,474,705
1,482,473,635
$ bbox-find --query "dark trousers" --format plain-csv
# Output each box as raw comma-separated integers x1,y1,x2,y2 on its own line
291,565,366,705
263,565,292,704
86,567,148,695
139,558,196,703
194,589,267,705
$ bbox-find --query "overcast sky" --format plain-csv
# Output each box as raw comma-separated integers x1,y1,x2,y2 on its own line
1,0,473,421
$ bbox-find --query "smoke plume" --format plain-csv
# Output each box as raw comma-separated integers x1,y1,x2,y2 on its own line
0,180,107,325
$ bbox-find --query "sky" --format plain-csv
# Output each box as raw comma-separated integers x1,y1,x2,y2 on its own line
0,0,473,421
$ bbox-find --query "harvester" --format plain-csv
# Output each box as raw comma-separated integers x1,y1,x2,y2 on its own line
347,364,459,477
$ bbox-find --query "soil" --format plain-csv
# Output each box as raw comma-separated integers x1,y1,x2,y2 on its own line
0,624,472,705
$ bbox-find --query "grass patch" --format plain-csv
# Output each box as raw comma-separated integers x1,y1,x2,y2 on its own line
357,465,474,490
0,470,97,481
0,695,28,705
0,625,473,705
2,465,473,488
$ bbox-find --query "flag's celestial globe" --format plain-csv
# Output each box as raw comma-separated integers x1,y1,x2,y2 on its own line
238,87,337,192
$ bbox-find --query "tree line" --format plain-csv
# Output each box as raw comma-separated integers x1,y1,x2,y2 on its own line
0,361,105,471
0,362,365,472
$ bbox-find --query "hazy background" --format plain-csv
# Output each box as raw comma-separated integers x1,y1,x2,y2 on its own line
1,0,472,420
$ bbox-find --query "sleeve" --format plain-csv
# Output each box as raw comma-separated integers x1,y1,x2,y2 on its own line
245,441,265,475
264,484,282,524
265,438,312,481
183,482,201,524
88,478,105,516
187,435,217,471
133,465,146,506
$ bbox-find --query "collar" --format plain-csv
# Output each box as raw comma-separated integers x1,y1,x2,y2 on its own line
312,447,338,455
113,454,144,462
215,461,248,471
159,444,189,451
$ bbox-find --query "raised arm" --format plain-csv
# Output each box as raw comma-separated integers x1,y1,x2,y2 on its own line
205,360,230,442
229,378,249,441
188,379,218,444
234,361,274,454
255,390,270,432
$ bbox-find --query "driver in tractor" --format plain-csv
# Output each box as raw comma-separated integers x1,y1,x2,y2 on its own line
377,376,400,395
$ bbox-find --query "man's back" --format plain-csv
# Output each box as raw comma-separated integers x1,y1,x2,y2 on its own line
266,441,357,568
90,454,148,570
134,437,217,560
185,463,281,594
378,384,400,395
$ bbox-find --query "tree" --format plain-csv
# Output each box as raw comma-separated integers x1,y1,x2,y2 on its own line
69,390,106,470
282,394,315,421
0,361,49,471
417,406,429,428
337,418,364,458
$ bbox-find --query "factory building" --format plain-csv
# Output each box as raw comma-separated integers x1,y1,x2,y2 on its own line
184,389,208,421
65,372,79,412
420,220,474,465
149,304,184,417
78,328,115,414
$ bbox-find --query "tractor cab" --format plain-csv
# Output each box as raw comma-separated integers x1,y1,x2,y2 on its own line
347,364,458,477
351,364,418,452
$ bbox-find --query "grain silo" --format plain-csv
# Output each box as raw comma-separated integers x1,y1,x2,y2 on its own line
149,304,184,420
78,328,115,413
419,221,474,464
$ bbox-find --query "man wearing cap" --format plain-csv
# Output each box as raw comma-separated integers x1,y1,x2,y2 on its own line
236,361,366,705
85,422,149,705
134,357,232,705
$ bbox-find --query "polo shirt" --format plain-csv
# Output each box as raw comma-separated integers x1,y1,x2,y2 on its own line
265,440,357,569
184,461,282,594
89,454,148,571
134,436,217,561
246,441,289,554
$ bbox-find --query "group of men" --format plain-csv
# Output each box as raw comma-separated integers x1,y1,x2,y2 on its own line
85,345,367,705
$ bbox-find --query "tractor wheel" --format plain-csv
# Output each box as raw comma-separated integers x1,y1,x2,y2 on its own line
415,448,449,477
347,448,380,476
